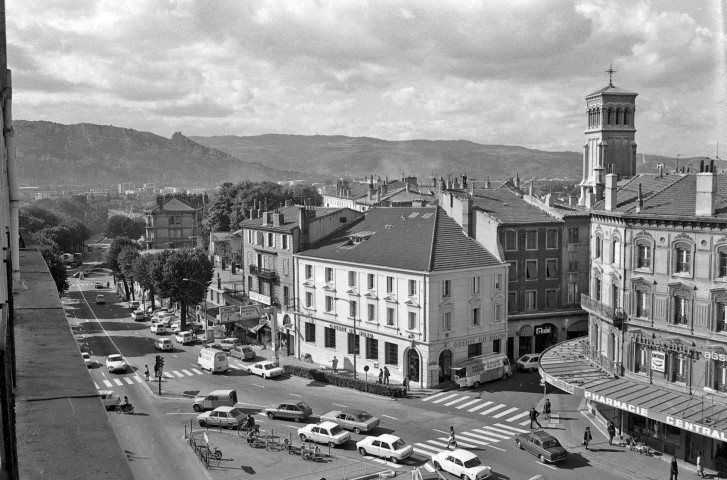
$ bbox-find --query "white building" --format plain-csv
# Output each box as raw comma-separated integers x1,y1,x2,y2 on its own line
294,207,508,388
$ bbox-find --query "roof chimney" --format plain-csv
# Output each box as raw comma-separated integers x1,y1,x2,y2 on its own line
298,207,309,248
636,183,643,213
604,173,618,211
696,169,716,217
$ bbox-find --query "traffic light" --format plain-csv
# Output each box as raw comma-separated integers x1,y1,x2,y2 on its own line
154,355,160,371
159,356,164,370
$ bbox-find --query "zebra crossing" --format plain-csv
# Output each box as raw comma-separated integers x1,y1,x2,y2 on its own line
94,367,206,389
412,423,528,458
422,392,534,426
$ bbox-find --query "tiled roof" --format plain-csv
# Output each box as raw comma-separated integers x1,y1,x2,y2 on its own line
298,207,502,272
586,84,637,97
593,173,727,218
472,189,563,225
240,205,342,233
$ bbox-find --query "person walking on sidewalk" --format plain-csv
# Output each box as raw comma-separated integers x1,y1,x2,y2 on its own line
696,451,704,477
583,427,593,450
607,421,616,445
543,398,551,421
403,374,410,392
383,366,390,385
144,365,150,381
331,356,338,373
447,426,457,449
378,368,384,384
669,455,679,480
529,407,542,429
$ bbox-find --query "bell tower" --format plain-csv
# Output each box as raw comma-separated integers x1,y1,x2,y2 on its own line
579,66,638,207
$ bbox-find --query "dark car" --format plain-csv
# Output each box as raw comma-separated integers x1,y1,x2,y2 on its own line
265,402,313,423
320,409,380,434
515,430,568,463
230,345,256,361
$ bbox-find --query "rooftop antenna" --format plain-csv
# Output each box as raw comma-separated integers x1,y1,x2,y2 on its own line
606,62,616,87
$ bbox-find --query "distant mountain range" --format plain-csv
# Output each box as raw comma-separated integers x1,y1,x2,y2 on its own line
14,120,685,189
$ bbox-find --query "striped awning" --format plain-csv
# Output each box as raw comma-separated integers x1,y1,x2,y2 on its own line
567,320,588,332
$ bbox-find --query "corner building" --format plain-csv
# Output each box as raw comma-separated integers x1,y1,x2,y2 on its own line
294,207,507,388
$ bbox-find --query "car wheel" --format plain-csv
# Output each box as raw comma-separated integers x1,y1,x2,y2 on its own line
501,373,508,380
199,420,206,427
539,454,547,463
473,381,480,388
299,434,307,441
353,427,362,434
461,475,471,480
529,367,535,373
516,440,523,449
267,412,275,419
433,461,441,471
358,447,367,456
389,456,398,464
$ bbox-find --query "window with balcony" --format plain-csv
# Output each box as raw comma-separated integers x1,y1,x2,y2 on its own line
472,276,480,294
612,237,621,266
442,312,452,330
505,230,517,251
305,292,313,308
568,227,579,244
526,260,537,281
409,280,417,296
673,296,689,325
568,282,578,304
349,300,357,318
545,289,557,309
525,290,536,310
442,280,451,297
386,276,394,293
305,322,316,343
717,302,727,332
347,333,360,355
386,307,395,326
305,264,313,279
636,290,650,319
525,230,537,250
325,295,334,312
367,274,375,289
348,271,356,286
408,312,417,330
367,304,375,322
385,342,398,365
366,337,378,360
546,229,558,249
634,343,649,374
324,327,336,348
669,353,688,384
674,244,692,275
468,343,482,358
636,242,652,269
472,307,480,326
546,259,558,279
508,291,517,312
325,268,334,283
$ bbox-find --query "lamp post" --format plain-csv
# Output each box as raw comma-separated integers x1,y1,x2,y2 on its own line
334,297,358,380
183,278,207,341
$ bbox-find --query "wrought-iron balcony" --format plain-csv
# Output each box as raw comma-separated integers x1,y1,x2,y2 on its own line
580,294,626,329
250,265,278,280
580,340,623,377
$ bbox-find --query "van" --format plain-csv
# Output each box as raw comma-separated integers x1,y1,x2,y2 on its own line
175,331,194,345
192,389,238,412
452,353,512,388
219,337,241,351
154,338,173,351
198,348,228,374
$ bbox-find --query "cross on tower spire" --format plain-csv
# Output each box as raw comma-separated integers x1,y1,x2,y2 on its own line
606,63,616,87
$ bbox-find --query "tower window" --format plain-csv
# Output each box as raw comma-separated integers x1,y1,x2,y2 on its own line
624,109,630,125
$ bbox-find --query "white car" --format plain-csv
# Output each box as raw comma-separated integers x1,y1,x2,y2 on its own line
82,352,92,368
356,434,413,464
516,354,541,372
175,331,194,345
247,360,284,379
297,421,350,447
98,390,120,410
131,309,148,321
431,449,492,480
150,322,167,334
170,320,182,333
106,354,127,373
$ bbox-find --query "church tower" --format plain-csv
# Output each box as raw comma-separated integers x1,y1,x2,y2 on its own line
578,66,638,207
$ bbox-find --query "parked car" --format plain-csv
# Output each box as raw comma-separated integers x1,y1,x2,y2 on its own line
175,331,195,345
105,354,127,373
431,449,492,479
160,314,179,327
230,345,256,361
150,322,167,334
246,360,284,379
150,310,171,322
321,409,380,434
196,406,246,429
94,281,104,289
265,402,313,423
128,300,140,310
95,294,106,304
298,421,350,447
514,430,568,463
516,353,541,372
82,352,92,368
170,320,182,333
218,338,240,352
131,309,148,321
98,390,120,410
356,434,413,464
154,338,173,351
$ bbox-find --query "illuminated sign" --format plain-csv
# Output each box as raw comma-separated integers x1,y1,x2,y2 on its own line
584,390,648,416
704,351,727,362
249,291,271,305
535,326,552,335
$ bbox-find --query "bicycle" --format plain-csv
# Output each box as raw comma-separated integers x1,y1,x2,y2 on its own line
247,431,266,449
628,436,654,456
205,445,223,460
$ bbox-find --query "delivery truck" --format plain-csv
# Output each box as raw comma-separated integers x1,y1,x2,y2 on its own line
451,353,512,388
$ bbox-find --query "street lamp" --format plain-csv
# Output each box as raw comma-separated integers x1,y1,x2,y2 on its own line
334,297,358,380
183,278,207,340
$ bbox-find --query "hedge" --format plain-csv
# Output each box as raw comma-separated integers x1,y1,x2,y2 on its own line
283,365,407,398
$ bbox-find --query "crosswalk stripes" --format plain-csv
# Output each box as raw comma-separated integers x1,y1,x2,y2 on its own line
492,406,518,418
506,411,529,422
421,392,451,402
113,378,123,386
519,419,531,427
94,382,100,389
456,399,481,410
163,372,173,378
411,422,532,459
480,404,506,416
173,371,184,378
468,401,492,413
457,432,492,447
123,377,134,385
493,423,529,434
443,396,470,407
134,376,144,384
181,369,193,376
103,379,113,388
472,428,511,440
191,368,204,375
431,393,459,404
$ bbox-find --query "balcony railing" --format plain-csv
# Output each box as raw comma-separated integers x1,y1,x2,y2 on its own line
250,265,278,280
580,340,623,377
581,294,626,328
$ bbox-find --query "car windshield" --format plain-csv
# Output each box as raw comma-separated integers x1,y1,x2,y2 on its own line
263,364,274,370
519,355,533,362
392,439,406,450
463,457,482,468
356,412,373,421
297,402,310,410
542,439,561,449
330,425,343,435
108,355,122,362
228,408,243,418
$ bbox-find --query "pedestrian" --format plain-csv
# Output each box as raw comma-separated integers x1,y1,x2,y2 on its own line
669,455,678,480
607,421,616,445
529,407,542,429
544,398,551,421
331,356,338,373
378,368,383,384
144,365,150,381
403,374,410,392
447,426,457,449
583,426,592,450
696,451,704,477
383,366,390,385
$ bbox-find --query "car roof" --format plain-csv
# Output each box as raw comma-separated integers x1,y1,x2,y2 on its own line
97,390,114,395
376,434,401,443
108,354,122,359
530,431,557,440
315,421,338,429
213,406,236,412
449,449,478,460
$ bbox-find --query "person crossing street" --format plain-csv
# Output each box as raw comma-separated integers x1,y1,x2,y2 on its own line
529,407,542,429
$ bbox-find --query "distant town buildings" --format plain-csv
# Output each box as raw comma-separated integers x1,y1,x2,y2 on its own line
143,194,206,249
321,176,437,211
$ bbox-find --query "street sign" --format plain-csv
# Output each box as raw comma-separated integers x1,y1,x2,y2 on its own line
219,305,240,324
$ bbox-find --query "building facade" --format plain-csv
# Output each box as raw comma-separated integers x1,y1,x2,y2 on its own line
144,194,205,249
294,207,508,388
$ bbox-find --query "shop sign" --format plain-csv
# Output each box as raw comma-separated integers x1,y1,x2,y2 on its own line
651,351,666,372
219,306,240,324
665,416,727,441
704,351,727,362
453,331,506,348
542,371,575,394
240,305,264,321
584,390,648,416
535,326,552,335
249,291,271,305
332,323,373,338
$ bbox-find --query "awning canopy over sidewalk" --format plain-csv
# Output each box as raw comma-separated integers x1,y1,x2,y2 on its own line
540,339,727,441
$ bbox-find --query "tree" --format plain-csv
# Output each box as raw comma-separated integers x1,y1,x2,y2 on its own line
118,246,140,301
132,254,156,311
19,204,61,232
105,237,139,299
104,215,146,240
33,234,69,294
154,249,213,331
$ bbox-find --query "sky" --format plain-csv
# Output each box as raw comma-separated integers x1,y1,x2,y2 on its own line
6,0,727,157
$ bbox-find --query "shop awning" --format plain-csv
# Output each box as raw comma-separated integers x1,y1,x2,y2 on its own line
567,320,588,333
235,317,261,329
540,339,727,441
519,325,533,336
249,323,269,334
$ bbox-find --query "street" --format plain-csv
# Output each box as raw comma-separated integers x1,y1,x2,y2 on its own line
66,269,659,480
